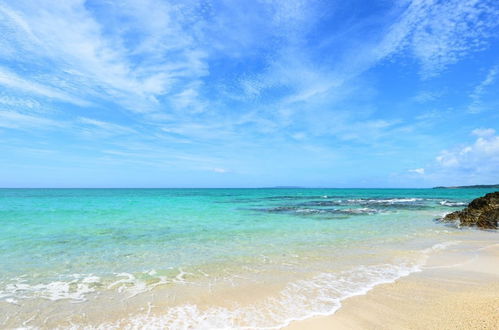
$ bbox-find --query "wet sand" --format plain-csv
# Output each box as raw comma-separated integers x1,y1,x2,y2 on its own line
3,231,497,329
287,240,499,330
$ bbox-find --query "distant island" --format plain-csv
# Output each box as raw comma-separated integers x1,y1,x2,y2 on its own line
433,184,499,189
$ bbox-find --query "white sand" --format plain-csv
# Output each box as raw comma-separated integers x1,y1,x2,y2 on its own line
286,241,499,330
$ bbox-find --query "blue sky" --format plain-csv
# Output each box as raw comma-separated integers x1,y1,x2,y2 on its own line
1,0,498,188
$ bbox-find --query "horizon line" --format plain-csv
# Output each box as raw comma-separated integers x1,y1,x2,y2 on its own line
0,186,454,189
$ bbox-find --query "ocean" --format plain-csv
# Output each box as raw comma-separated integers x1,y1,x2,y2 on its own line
0,188,497,328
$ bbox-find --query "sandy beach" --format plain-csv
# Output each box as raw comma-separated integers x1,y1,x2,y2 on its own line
287,238,499,330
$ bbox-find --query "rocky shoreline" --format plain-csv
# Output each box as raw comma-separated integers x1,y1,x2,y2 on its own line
439,192,498,229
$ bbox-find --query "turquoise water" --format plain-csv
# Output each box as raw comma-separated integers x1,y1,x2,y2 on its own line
0,188,497,328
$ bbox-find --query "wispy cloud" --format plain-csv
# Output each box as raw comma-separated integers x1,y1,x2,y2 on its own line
77,117,137,137
0,109,65,129
468,65,498,113
382,0,499,78
0,94,40,109
411,90,441,103
0,0,208,113
0,67,88,106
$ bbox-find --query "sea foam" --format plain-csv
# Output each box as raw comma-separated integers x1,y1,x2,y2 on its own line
439,200,467,207
0,274,101,303
70,241,458,330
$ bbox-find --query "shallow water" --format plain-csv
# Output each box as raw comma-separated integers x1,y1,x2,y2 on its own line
0,188,497,328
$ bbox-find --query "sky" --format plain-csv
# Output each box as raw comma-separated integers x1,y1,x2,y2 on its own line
0,0,498,188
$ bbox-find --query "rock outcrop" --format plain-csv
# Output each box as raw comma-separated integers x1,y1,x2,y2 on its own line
440,191,499,229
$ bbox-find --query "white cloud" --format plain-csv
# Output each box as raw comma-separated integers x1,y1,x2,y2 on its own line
436,129,499,176
212,168,228,173
409,168,425,175
472,128,496,137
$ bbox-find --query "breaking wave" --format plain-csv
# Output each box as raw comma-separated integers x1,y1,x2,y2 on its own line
439,200,467,207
